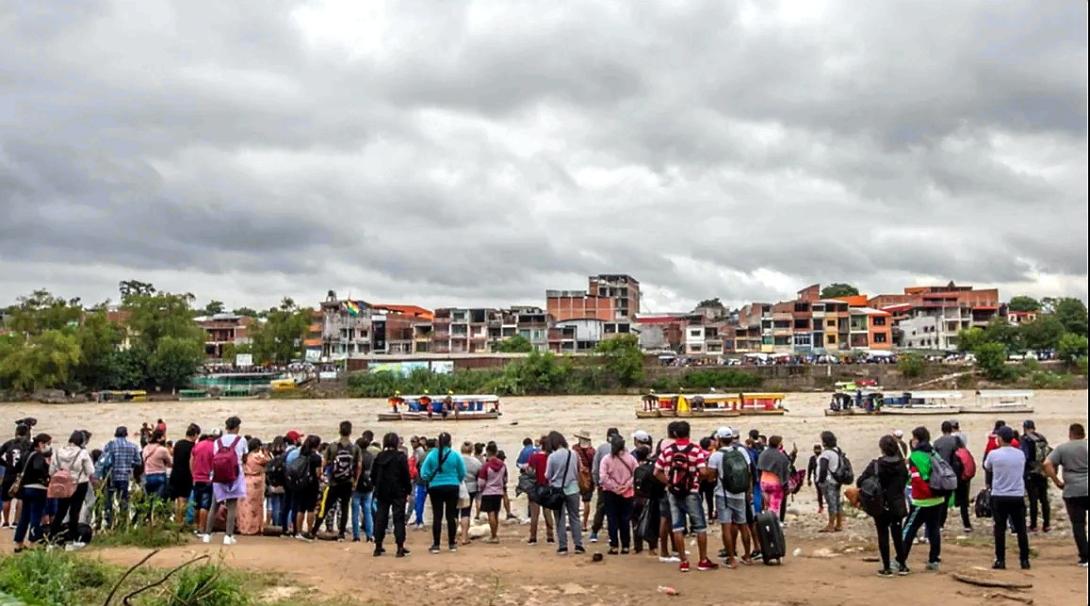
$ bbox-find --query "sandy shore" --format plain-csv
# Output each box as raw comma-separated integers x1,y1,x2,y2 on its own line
2,391,1087,605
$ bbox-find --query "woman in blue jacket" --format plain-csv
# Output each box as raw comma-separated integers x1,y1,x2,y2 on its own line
419,432,467,553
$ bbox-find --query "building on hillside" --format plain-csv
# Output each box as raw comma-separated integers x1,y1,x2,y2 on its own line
195,313,254,359
871,283,999,350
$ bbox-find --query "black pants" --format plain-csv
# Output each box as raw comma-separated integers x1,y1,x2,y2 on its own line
428,485,459,548
48,482,89,544
991,495,1030,563
374,498,406,549
902,503,942,564
329,482,353,536
592,488,607,534
603,491,633,550
874,513,906,570
1064,496,1088,563
1025,474,1050,529
701,481,716,522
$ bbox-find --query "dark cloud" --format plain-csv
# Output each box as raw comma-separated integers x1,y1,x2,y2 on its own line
0,0,1085,311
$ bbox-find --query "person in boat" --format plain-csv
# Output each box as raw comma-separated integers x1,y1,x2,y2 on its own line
691,395,706,411
642,390,658,412
442,391,455,418
389,391,403,413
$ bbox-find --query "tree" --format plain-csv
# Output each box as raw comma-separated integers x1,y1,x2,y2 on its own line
73,310,123,390
983,318,1022,352
101,348,148,390
123,291,205,352
1007,296,1040,312
148,336,204,392
1019,315,1065,352
203,300,226,316
696,298,725,309
973,342,1010,381
232,307,259,318
118,280,157,302
493,335,534,353
595,334,645,387
820,283,859,298
6,289,82,336
1053,298,1088,335
957,327,987,352
1057,333,1089,364
897,352,924,378
0,330,81,392
249,298,309,365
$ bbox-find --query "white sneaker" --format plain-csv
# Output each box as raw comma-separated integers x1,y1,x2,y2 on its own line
223,535,237,545
200,534,211,544
659,555,681,563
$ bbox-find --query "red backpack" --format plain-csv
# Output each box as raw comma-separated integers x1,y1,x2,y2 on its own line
211,436,242,484
954,446,976,481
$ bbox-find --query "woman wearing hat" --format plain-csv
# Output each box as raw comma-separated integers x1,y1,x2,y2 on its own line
572,431,596,527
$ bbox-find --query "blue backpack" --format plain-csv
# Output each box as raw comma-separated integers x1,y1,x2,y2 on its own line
95,449,114,480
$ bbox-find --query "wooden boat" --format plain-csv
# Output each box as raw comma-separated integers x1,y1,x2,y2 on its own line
959,390,1035,415
737,392,787,415
636,393,743,418
93,390,148,403
379,394,501,422
824,390,883,416
877,391,962,415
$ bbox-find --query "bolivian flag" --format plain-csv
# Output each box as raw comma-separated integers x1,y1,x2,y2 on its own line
344,300,361,317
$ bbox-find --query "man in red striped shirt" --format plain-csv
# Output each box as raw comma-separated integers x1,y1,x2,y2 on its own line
654,421,718,573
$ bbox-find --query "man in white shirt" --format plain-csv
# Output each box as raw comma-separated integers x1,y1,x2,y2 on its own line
984,426,1031,570
706,427,753,567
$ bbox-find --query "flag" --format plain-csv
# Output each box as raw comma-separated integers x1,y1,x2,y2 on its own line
344,300,361,317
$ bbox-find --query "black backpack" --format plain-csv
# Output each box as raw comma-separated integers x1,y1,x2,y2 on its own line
285,453,312,492
831,448,855,485
356,451,374,493
858,461,886,518
266,453,287,488
666,445,695,497
330,443,355,484
633,461,656,498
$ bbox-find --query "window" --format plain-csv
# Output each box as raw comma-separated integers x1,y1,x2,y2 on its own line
874,334,887,344
872,317,886,326
826,319,836,328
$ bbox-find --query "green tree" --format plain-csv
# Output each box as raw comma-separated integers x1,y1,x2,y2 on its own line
983,318,1022,352
1007,296,1040,312
249,298,309,364
957,327,987,352
0,330,81,392
6,290,82,336
493,335,534,353
124,291,205,352
148,336,204,392
72,311,123,390
1053,298,1088,335
897,352,925,378
696,298,725,309
232,307,259,318
503,350,572,394
1019,315,1066,352
595,334,645,387
101,348,148,390
203,300,226,316
118,280,157,302
973,342,1010,381
1057,333,1089,364
820,283,859,298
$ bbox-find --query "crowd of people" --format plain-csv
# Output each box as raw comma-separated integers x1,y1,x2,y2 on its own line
0,413,1085,577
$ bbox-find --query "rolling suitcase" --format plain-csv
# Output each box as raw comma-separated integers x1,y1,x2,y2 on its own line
755,510,786,565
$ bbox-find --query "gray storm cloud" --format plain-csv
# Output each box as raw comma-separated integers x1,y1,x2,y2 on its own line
1,0,1086,311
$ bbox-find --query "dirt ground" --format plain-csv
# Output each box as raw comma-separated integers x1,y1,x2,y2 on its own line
2,391,1088,605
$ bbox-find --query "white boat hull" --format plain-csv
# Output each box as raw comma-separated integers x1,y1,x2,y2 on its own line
878,405,961,415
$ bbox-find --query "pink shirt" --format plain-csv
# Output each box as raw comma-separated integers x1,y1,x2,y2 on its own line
191,439,214,483
598,452,638,498
141,444,172,475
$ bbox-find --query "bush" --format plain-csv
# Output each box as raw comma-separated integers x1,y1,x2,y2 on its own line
0,549,113,606
973,342,1012,381
159,564,250,606
95,489,188,548
897,352,924,378
1027,370,1074,390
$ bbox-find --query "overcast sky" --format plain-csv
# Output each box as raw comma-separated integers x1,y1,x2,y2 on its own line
1,0,1086,313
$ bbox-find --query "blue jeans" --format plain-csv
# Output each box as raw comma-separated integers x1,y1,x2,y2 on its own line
145,473,168,500
267,493,285,529
413,484,427,525
104,479,130,528
667,492,707,534
752,481,763,512
352,490,374,540
14,487,47,544
279,491,295,534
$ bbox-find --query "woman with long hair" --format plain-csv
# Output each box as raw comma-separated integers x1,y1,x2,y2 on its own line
544,431,585,555
13,433,52,552
48,430,94,545
857,435,910,576
420,432,466,552
458,441,481,546
141,429,172,502
372,432,412,557
292,434,323,539
237,438,270,535
599,435,638,554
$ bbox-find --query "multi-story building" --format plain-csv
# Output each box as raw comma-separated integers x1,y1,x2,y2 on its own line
546,274,640,352
636,314,686,352
431,308,499,354
320,294,373,359
734,303,772,353
588,274,640,319
506,306,549,351
373,305,433,355
871,283,999,350
303,309,323,361
195,313,253,358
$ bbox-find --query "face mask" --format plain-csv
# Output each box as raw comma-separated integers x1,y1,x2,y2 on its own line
42,447,53,457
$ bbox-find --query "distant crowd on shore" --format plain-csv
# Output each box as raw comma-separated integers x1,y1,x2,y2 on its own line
0,412,1085,576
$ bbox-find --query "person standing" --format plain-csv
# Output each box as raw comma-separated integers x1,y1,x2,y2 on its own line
571,432,596,530
372,432,412,558
351,433,376,543
933,421,960,531
984,425,1031,570
526,436,554,545
410,437,428,530
237,438,270,535
857,435,910,577
757,436,790,522
202,416,247,545
324,421,361,542
141,429,172,503
0,423,33,528
1043,423,1088,567
707,427,753,568
102,426,143,529
458,441,481,546
48,430,94,546
291,435,323,540
477,442,507,544
817,431,844,533
545,431,585,555
806,444,824,513
654,421,717,573
590,428,620,543
902,426,945,571
421,432,466,552
599,435,637,555
1021,420,1051,533
12,433,52,552
169,424,198,525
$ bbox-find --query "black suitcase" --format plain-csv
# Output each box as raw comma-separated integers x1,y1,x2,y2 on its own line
755,511,786,565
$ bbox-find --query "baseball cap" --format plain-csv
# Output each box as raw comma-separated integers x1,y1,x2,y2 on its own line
892,429,904,438
997,425,1016,442
715,426,735,439
632,430,651,443
285,430,301,443
1023,419,1035,429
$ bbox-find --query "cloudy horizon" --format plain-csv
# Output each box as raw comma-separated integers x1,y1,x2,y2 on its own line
1,0,1087,313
